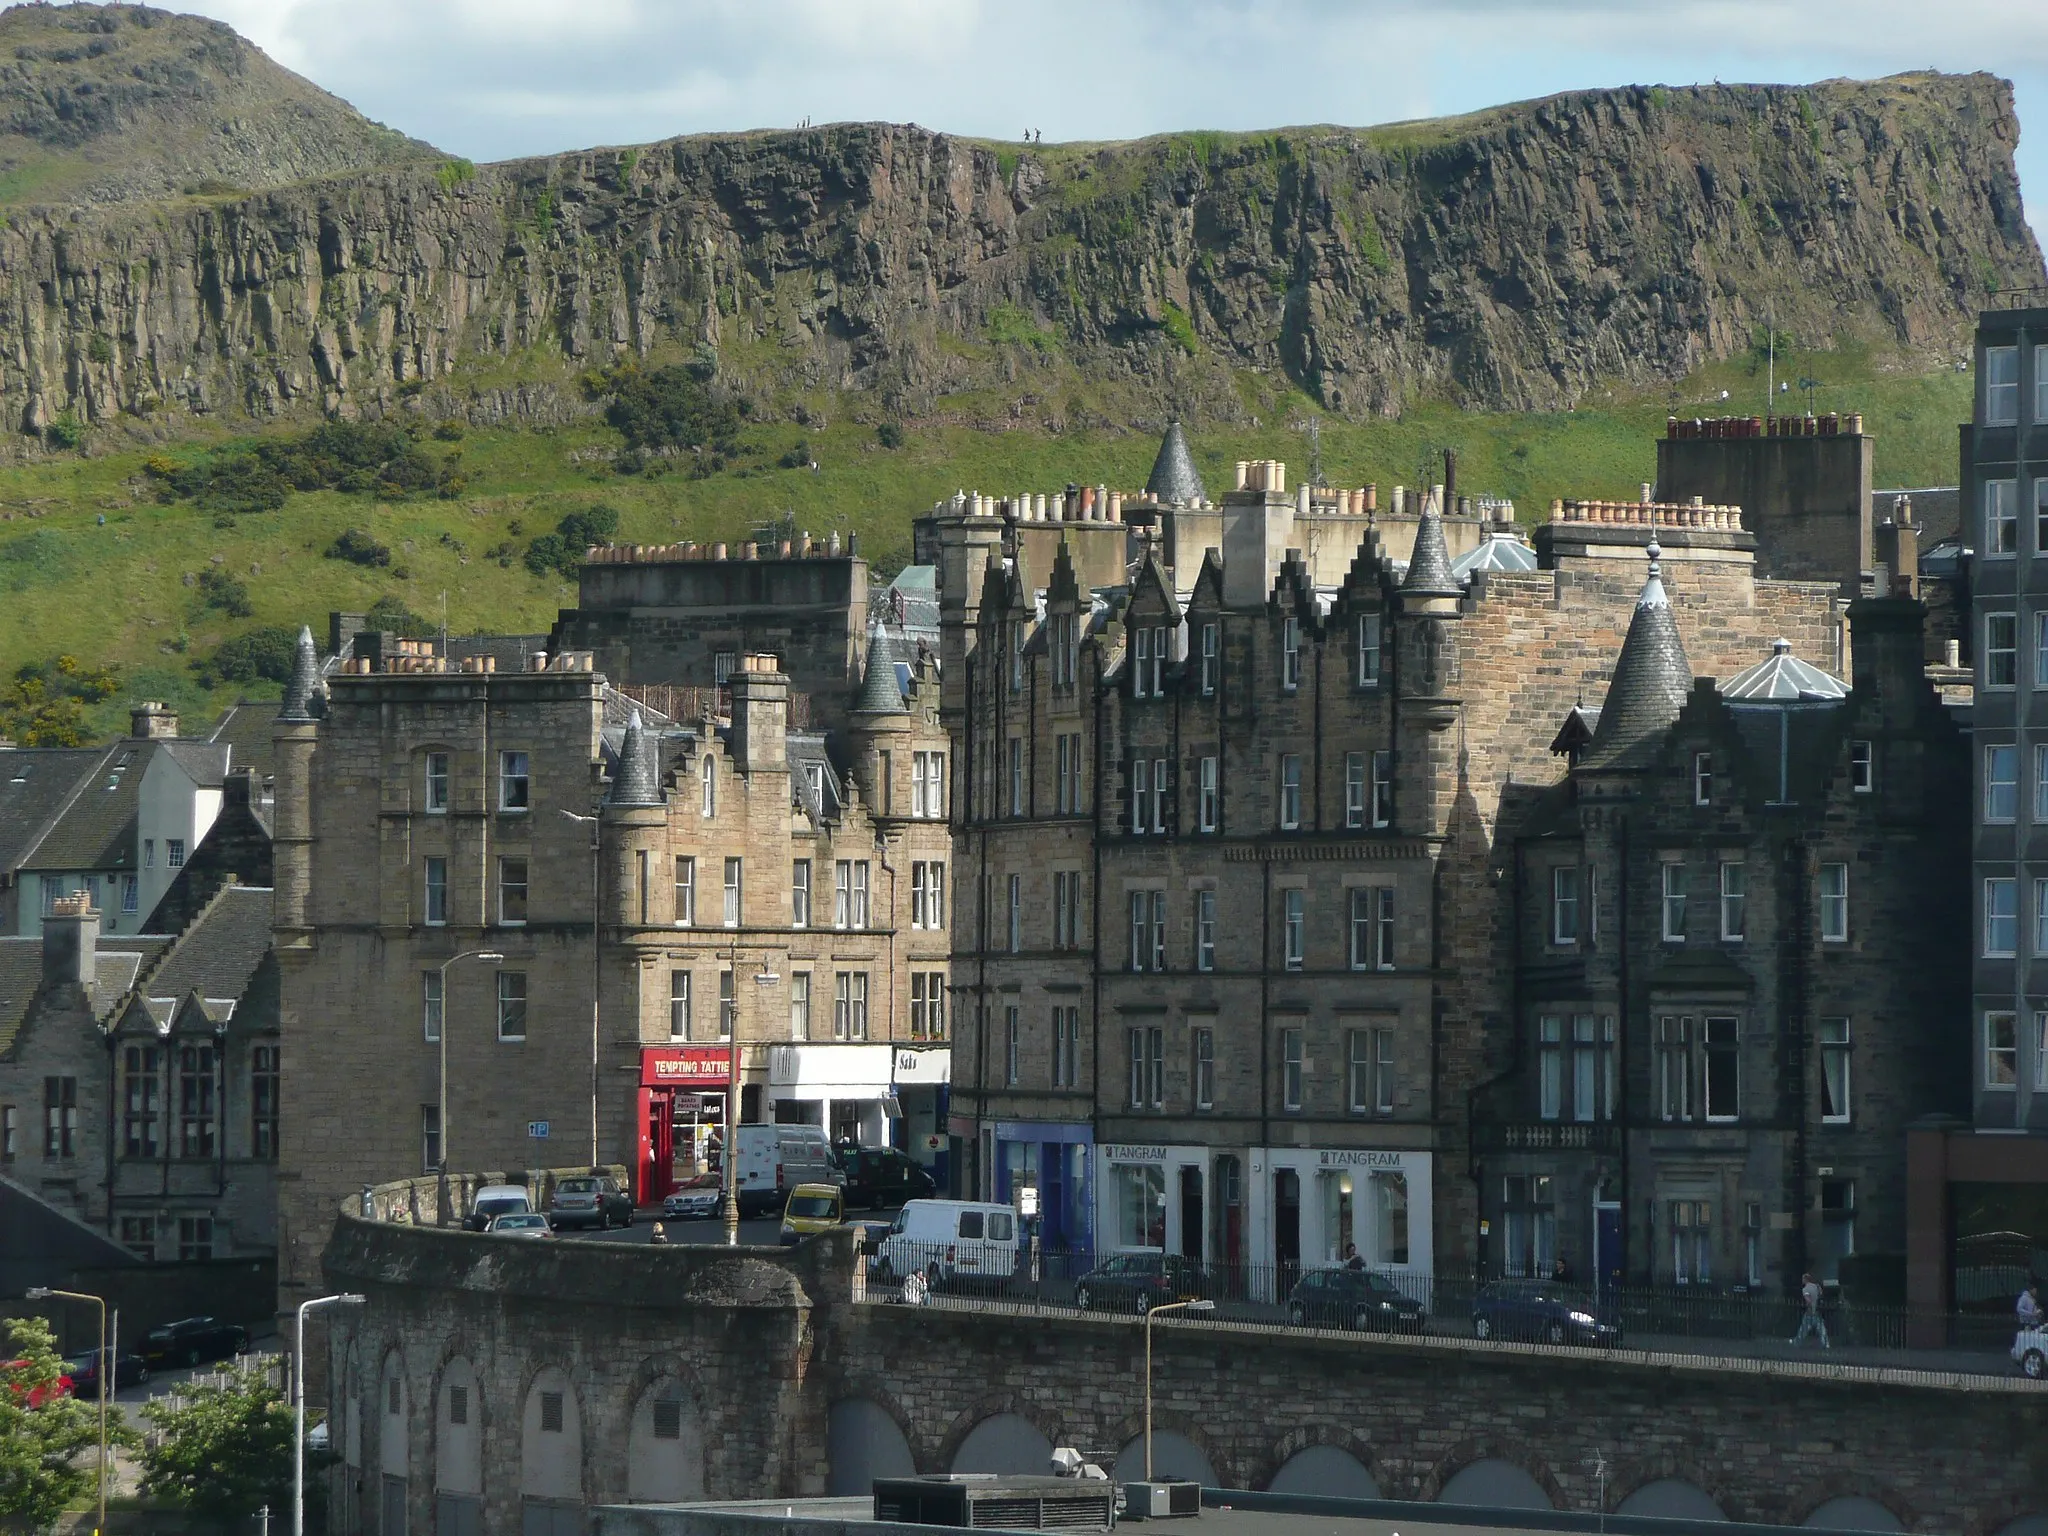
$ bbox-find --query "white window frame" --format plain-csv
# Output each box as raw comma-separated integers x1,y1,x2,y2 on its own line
1820,1017,1851,1124
1192,1024,1215,1110
1281,1027,1304,1113
498,750,530,812
1345,752,1367,829
1281,615,1301,692
1986,1009,2018,1088
1007,874,1022,954
1283,888,1305,971
722,857,742,928
495,972,527,1043
1356,612,1382,687
1693,752,1712,806
423,856,448,927
1988,477,2020,556
1200,622,1219,696
1718,861,1745,943
1988,743,2020,823
1987,612,2019,689
425,752,450,814
1551,866,1579,946
1660,862,1686,943
1198,755,1219,833
1008,739,1024,817
674,856,696,927
1195,889,1216,972
1130,757,1149,836
669,972,691,1041
1987,344,2020,425
1279,754,1302,830
1819,862,1849,943
792,859,812,928
422,971,443,1044
701,754,717,817
2036,876,2048,956
1850,739,1874,793
1986,875,2019,957
1371,750,1392,828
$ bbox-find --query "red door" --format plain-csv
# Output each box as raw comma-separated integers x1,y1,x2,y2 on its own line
637,1088,676,1203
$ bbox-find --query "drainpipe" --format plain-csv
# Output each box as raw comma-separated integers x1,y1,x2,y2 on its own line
1785,834,1813,1289
1617,811,1632,1283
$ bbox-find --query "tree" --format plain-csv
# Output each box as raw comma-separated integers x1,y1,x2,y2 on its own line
0,1315,100,1532
139,1364,294,1521
194,625,299,688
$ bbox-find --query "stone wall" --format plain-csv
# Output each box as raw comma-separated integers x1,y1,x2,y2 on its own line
321,1200,2048,1536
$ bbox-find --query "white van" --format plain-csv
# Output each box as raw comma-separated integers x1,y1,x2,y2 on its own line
876,1199,1020,1288
728,1124,841,1217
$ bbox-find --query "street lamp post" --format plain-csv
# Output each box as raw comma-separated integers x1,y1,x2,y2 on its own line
718,947,781,1248
294,1293,364,1536
435,949,504,1218
27,1287,106,1534
1142,1298,1216,1481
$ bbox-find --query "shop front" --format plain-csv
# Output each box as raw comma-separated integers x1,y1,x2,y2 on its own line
766,1044,896,1146
1248,1147,1433,1301
993,1121,1093,1257
892,1046,951,1181
1096,1143,1213,1261
635,1046,732,1204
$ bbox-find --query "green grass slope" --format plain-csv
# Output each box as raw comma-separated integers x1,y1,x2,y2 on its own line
0,346,1969,740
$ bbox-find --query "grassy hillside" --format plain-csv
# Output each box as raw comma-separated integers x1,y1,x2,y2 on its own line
0,345,1970,741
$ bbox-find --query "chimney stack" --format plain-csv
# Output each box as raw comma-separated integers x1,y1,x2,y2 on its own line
1222,460,1295,609
728,654,790,774
130,701,178,740
42,893,98,989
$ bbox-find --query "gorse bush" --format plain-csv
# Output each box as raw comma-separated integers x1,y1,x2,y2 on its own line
195,568,253,618
193,625,299,688
0,654,120,746
525,504,620,580
595,363,745,462
327,528,392,568
148,419,468,515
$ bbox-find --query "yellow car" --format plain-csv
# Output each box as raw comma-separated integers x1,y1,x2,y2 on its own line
778,1183,844,1244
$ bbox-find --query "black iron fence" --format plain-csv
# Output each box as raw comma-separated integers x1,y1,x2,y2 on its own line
853,1237,2030,1374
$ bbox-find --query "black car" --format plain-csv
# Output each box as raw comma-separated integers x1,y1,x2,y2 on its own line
1072,1253,1209,1316
143,1316,249,1368
63,1350,151,1393
1471,1279,1621,1346
833,1146,937,1210
1286,1267,1428,1334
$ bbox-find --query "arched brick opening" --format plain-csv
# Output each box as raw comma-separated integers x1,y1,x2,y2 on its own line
827,1397,917,1494
950,1414,1057,1476
627,1374,706,1504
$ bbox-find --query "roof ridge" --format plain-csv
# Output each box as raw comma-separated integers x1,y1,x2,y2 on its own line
5,743,116,875
133,877,242,996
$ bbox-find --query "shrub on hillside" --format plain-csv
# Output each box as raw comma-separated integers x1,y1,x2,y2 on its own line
327,528,391,568
595,363,744,461
195,568,254,618
149,420,467,515
525,504,620,580
0,655,120,747
192,626,298,689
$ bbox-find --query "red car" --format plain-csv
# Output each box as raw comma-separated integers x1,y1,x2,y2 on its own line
2,1358,73,1407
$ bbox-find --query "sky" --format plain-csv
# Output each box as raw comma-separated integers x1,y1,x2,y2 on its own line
175,0,2048,251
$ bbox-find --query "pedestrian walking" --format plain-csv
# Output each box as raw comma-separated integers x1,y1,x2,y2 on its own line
1790,1272,1829,1348
1342,1243,1364,1271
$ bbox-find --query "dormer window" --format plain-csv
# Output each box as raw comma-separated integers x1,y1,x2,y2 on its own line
1133,628,1152,699
1281,616,1301,693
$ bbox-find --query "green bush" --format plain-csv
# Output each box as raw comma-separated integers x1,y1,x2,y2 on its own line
436,158,476,191
0,655,120,746
139,1363,294,1521
876,421,905,449
365,595,433,637
525,504,619,579
327,528,392,568
44,412,84,451
154,419,465,514
193,625,298,687
195,568,254,618
596,363,744,458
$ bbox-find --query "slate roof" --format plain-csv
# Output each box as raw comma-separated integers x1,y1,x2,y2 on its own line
789,734,843,822
1721,639,1848,702
1145,422,1207,506
607,711,665,806
155,740,230,789
854,628,907,714
277,626,320,722
205,703,280,787
141,884,273,1005
22,741,153,871
1583,548,1692,770
0,748,104,874
0,933,172,1057
1401,492,1460,597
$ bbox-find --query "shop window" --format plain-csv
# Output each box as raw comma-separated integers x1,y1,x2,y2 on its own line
1372,1171,1409,1265
1502,1174,1555,1278
1318,1170,1354,1264
1113,1162,1166,1249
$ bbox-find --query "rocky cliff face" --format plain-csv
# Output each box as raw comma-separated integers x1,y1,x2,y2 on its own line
0,67,2037,445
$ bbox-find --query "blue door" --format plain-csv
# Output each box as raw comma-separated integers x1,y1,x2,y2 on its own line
1595,1202,1623,1296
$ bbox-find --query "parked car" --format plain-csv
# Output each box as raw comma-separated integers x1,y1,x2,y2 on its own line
875,1200,1021,1289
2013,1325,2048,1378
844,1218,894,1271
62,1349,151,1393
1287,1268,1428,1334
834,1145,938,1209
780,1183,846,1244
663,1174,722,1221
2,1358,71,1405
548,1173,633,1231
142,1317,249,1368
1072,1253,1209,1316
464,1184,532,1232
487,1212,555,1239
1470,1279,1620,1346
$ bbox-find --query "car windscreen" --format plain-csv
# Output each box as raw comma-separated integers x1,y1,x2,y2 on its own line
787,1194,837,1218
477,1196,528,1216
557,1179,597,1194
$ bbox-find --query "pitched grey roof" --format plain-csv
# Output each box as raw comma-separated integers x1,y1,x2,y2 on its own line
0,748,105,874
1583,546,1692,770
1401,493,1460,597
0,933,172,1056
1721,639,1849,702
277,626,320,722
142,884,273,1005
23,742,153,872
1145,421,1207,506
854,628,906,714
789,734,842,822
205,703,279,786
607,710,665,806
155,741,230,789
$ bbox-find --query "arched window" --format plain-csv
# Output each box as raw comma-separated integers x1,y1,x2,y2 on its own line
520,1368,582,1535
435,1358,483,1536
627,1378,705,1503
378,1356,409,1536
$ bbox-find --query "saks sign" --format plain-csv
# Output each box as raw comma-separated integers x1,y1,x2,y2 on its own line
640,1047,731,1088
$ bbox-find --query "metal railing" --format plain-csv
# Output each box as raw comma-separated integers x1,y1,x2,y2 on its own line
852,1240,2035,1382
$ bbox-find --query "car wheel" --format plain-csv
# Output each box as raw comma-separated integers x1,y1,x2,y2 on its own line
137,1367,150,1386
1355,1311,1376,1333
622,1207,633,1228
1075,1285,1093,1311
1473,1315,1493,1340
1288,1303,1308,1328
2026,1349,2046,1380
185,1348,201,1368
1546,1320,1566,1345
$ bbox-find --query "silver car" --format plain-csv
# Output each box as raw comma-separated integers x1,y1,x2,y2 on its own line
487,1212,554,1239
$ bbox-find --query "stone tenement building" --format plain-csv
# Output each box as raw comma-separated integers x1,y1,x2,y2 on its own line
938,421,1961,1290
0,884,281,1267
275,598,953,1314
1490,567,1967,1291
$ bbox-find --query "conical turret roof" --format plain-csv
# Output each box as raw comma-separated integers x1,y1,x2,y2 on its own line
1145,421,1206,506
1583,543,1692,770
1401,489,1459,597
276,626,321,723
855,627,906,714
608,709,665,806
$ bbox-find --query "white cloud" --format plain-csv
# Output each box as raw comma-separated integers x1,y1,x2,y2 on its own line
117,0,2048,240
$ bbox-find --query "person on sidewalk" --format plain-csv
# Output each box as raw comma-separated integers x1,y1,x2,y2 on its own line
1791,1272,1830,1348
2020,1284,2043,1329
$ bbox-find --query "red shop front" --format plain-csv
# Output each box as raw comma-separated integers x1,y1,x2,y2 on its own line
636,1046,731,1204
